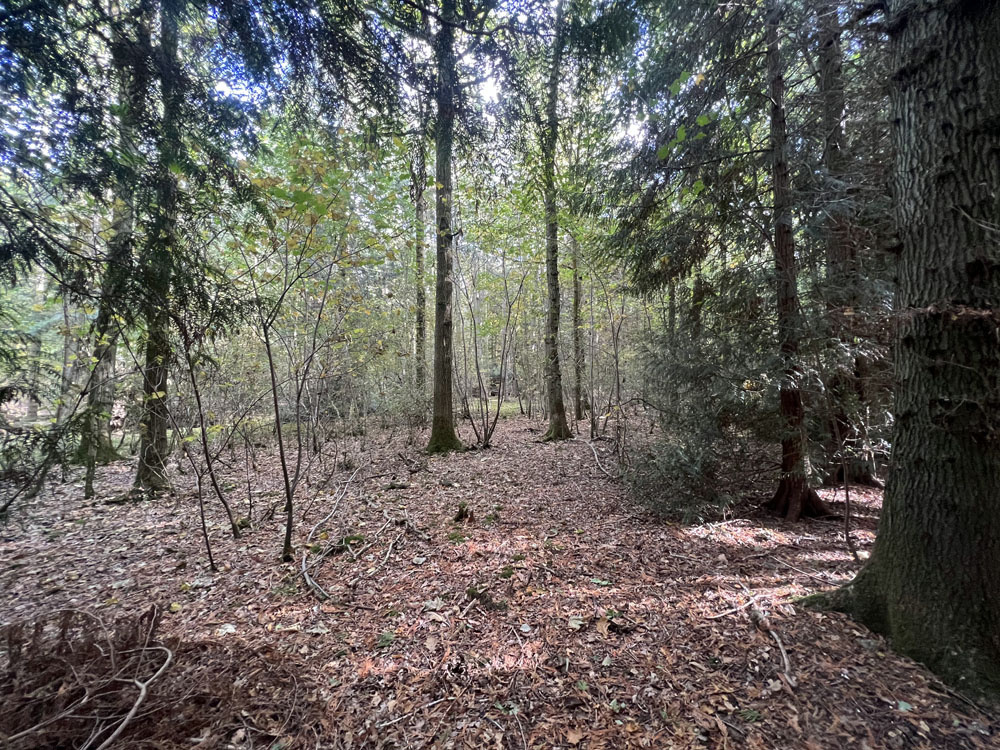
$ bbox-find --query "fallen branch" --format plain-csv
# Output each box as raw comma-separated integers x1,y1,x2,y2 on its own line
301,464,366,600
773,556,834,585
376,696,457,728
401,510,431,541
740,582,796,688
704,597,757,620
573,438,620,480
397,451,428,474
92,645,173,750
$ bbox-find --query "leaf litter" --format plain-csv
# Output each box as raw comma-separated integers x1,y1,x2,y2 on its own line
0,418,995,748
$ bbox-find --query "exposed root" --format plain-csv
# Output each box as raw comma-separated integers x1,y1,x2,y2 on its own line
766,478,836,521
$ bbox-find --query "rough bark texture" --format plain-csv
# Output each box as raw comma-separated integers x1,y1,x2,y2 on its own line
135,3,179,492
571,234,584,422
840,0,1000,699
426,0,463,454
818,4,877,487
410,140,428,398
764,5,830,521
541,0,571,442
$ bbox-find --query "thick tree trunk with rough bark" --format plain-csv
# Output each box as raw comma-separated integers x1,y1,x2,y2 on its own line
427,0,463,453
135,3,179,492
541,0,571,442
764,5,830,521
410,140,428,398
834,0,1000,699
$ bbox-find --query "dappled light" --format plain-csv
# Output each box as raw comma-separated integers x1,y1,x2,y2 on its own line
2,0,998,746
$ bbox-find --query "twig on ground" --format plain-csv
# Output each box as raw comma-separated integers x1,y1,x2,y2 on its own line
401,510,430,541
377,696,456,728
739,581,796,688
92,644,173,750
301,464,365,600
704,597,758,620
573,438,620,480
397,452,428,474
373,531,404,572
772,556,835,585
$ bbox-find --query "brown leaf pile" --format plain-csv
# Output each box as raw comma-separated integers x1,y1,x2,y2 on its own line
0,418,995,748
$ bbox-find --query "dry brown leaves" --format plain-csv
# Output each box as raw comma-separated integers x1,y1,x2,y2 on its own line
0,418,995,749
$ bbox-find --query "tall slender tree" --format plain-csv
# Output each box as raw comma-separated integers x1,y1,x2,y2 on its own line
816,2,878,487
571,232,584,421
426,0,464,453
82,1,154,498
134,0,180,492
763,3,828,520
409,134,429,398
539,0,572,441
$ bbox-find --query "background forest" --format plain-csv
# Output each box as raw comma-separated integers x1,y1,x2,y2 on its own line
0,0,998,746
0,0,894,523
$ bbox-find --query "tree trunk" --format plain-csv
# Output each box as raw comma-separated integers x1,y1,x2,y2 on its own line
82,16,149,497
764,4,830,521
541,0,571,442
135,2,179,492
689,273,706,340
571,233,584,422
836,0,1000,699
818,3,877,487
410,138,428,398
426,0,463,453
667,277,676,341
24,272,47,421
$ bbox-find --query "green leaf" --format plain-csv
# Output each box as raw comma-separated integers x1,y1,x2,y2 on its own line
696,114,711,126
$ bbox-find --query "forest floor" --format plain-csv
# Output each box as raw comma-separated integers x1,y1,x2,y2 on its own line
1,417,996,749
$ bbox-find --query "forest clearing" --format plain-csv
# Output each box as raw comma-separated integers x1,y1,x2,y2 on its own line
0,419,996,748
2,0,1000,746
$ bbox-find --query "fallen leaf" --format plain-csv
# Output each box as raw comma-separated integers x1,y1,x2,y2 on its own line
566,727,585,745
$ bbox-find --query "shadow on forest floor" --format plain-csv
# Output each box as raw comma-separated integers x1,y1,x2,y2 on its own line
0,418,995,749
